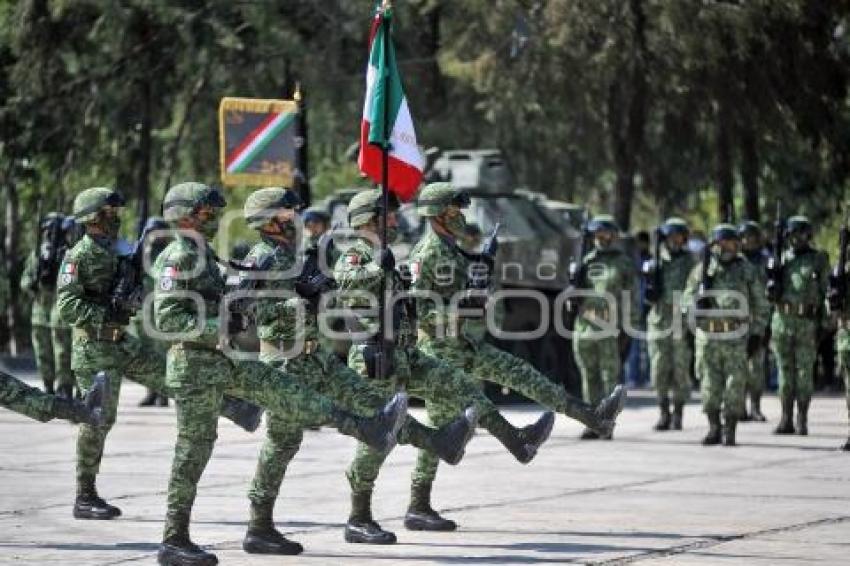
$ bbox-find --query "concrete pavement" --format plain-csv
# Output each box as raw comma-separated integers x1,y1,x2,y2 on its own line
0,373,848,565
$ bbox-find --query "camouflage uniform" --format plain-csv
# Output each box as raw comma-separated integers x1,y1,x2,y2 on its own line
58,229,172,504
0,369,105,425
20,249,74,395
573,218,638,418
646,220,695,429
769,224,829,435
154,183,403,564
830,257,850,450
683,225,770,445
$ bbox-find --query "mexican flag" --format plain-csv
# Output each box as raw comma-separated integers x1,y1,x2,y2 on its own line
358,4,424,201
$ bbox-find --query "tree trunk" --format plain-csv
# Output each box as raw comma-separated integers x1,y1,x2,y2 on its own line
715,98,735,223
739,125,760,222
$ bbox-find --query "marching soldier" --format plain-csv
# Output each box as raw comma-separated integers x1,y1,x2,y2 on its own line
738,221,770,421
769,216,829,435
237,187,474,555
569,214,634,439
683,224,770,446
335,188,563,540
152,182,406,566
1,369,107,426
827,221,850,450
645,218,695,431
57,187,263,523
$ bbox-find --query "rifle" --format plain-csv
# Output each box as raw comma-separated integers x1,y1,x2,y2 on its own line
110,217,168,319
766,202,785,303
828,217,848,312
566,212,593,319
696,237,715,310
643,226,663,304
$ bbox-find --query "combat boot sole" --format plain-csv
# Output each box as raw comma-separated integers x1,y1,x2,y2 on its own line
157,543,218,566
242,530,303,555
344,522,397,545
73,499,121,520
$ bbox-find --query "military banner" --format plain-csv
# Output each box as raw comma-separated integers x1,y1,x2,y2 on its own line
218,97,298,187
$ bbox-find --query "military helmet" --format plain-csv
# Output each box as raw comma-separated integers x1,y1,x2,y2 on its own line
660,217,689,237
302,207,330,224
711,223,739,242
347,188,399,228
415,182,471,217
785,215,812,236
73,187,126,223
587,214,620,234
243,187,302,229
162,182,226,222
737,220,762,237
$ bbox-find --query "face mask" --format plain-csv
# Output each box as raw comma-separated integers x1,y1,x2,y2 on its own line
719,249,737,262
440,212,467,239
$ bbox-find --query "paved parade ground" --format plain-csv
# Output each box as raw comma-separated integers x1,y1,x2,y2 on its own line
1,371,848,566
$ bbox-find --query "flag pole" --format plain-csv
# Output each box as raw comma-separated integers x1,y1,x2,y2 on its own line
378,0,392,381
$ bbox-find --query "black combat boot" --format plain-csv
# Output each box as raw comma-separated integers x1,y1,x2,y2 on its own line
44,380,55,395
159,527,218,566
774,396,796,435
156,394,169,407
344,490,396,544
332,392,407,452
592,385,627,437
520,411,556,451
702,411,722,445
242,501,303,555
579,427,600,440
401,407,477,465
220,396,264,433
796,398,809,436
653,397,671,431
750,393,767,422
139,389,159,407
73,475,121,519
404,482,456,531
479,412,536,463
723,415,737,446
672,402,684,430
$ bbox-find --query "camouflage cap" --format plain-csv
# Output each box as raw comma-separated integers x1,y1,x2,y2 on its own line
786,215,812,235
73,187,126,223
243,187,302,229
711,223,739,242
348,188,399,228
416,182,471,217
162,182,226,222
587,214,620,234
660,217,689,237
737,220,762,237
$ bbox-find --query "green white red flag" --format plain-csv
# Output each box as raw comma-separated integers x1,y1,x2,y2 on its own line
358,4,424,201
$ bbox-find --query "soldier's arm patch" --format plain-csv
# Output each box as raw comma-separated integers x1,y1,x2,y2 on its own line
160,266,179,291
58,262,77,287
345,253,361,266
410,260,422,283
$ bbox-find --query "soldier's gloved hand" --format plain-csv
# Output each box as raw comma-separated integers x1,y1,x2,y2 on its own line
747,334,762,357
376,248,395,272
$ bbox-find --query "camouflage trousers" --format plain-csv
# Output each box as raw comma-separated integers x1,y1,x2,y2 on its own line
31,324,74,391
0,370,58,422
573,327,621,405
163,346,337,541
770,314,818,402
249,346,388,510
71,333,169,487
746,344,768,396
648,334,691,404
839,348,850,426
346,343,496,495
694,333,747,418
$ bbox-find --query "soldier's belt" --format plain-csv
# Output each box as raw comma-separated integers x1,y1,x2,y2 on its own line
697,319,745,332
581,308,612,323
259,339,318,357
777,302,819,318
73,326,125,342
